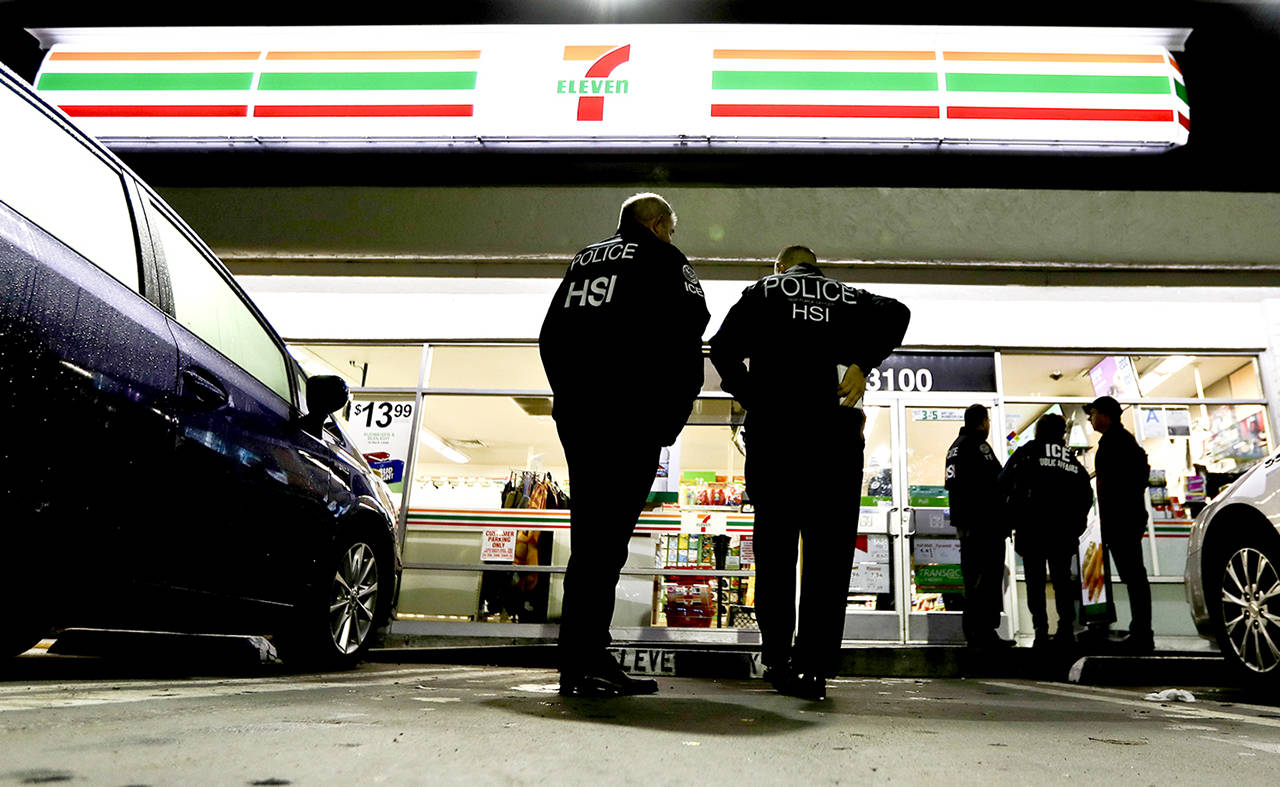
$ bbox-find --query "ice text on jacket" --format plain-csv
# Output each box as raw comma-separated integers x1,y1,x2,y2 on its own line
1039,443,1082,473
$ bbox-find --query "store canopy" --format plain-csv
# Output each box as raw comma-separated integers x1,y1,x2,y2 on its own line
28,24,1191,154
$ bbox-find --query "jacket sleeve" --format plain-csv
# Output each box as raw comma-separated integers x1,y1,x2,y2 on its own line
997,446,1026,504
846,291,911,374
655,248,710,444
708,285,759,409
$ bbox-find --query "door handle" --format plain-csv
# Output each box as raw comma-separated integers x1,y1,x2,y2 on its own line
181,368,228,409
903,507,917,537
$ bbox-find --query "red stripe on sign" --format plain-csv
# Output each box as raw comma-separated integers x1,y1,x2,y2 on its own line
948,106,1173,122
60,104,248,117
1168,55,1182,74
254,104,473,117
1178,112,1191,131
712,103,939,118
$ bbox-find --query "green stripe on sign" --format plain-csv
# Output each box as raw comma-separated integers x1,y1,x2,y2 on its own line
712,70,938,91
258,71,477,90
38,72,254,90
946,73,1171,94
1174,79,1189,105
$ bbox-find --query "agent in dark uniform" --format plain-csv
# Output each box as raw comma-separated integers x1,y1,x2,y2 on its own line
1085,395,1153,653
999,413,1093,649
709,245,910,701
540,193,710,696
945,404,1012,649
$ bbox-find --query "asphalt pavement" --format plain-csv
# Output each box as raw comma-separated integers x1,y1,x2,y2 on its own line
2,650,1279,786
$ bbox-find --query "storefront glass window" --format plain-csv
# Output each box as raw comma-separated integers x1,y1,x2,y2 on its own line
425,345,550,390
1001,354,1262,401
289,344,423,388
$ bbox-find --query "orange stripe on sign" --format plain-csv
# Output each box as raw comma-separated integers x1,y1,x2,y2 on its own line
266,50,481,60
564,45,616,61
49,51,260,61
714,49,935,60
1168,56,1183,74
944,51,1166,64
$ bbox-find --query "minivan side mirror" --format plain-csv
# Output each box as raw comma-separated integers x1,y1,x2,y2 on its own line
300,374,350,436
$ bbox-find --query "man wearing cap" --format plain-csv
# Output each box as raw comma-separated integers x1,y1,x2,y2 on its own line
540,192,710,696
709,245,910,701
1085,395,1154,653
945,403,1013,649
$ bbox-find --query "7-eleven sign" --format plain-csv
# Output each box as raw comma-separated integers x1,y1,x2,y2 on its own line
680,510,727,535
558,44,631,121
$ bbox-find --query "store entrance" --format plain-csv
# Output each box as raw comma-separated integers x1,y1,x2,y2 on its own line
895,399,1009,644
846,397,1010,644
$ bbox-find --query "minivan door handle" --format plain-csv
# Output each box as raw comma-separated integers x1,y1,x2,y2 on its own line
181,368,228,409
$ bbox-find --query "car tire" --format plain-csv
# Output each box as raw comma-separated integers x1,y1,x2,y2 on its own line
275,525,392,670
1211,525,1280,684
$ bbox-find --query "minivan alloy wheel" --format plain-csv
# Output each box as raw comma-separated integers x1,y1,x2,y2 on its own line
330,542,379,655
1221,546,1280,673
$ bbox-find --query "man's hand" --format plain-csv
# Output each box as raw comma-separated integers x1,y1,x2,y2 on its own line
838,364,865,407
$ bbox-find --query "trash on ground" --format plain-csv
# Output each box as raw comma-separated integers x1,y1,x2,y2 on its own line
1143,688,1196,703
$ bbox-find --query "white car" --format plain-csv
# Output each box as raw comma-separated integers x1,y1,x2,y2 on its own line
1186,453,1280,684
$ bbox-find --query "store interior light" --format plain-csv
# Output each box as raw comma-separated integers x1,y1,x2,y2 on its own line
419,426,470,464
1138,355,1194,396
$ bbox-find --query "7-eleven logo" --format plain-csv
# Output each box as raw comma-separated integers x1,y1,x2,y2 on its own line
558,45,631,121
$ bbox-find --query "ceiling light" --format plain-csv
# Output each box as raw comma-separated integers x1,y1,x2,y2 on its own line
419,426,469,464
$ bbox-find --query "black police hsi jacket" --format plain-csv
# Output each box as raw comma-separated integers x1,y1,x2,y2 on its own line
539,215,710,446
998,438,1094,556
708,262,910,420
944,427,1005,539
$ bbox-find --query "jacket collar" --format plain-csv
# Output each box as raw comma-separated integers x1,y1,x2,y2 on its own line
783,261,823,276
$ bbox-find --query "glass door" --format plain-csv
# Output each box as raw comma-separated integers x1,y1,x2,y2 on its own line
896,399,1013,644
840,405,905,642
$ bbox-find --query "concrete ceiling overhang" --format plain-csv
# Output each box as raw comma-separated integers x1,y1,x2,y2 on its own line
155,184,1280,287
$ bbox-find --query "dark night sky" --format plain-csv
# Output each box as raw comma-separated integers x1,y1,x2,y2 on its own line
2,1,1277,192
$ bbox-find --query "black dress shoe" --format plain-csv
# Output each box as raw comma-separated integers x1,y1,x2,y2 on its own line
559,666,658,697
763,665,795,692
775,672,826,701
1118,632,1154,655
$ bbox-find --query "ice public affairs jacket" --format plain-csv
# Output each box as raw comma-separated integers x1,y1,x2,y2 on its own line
944,427,1006,539
1094,425,1151,536
708,263,910,421
539,215,710,447
998,438,1094,557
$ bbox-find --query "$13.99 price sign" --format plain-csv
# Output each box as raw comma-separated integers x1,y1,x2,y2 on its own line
349,400,414,492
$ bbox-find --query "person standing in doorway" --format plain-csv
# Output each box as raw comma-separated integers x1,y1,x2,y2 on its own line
1085,395,1154,653
710,245,910,701
540,193,710,696
999,413,1093,649
945,404,1013,649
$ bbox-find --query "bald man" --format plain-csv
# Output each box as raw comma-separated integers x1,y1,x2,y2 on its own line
540,192,709,697
710,245,910,700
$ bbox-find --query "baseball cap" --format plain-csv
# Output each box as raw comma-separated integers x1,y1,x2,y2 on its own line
1084,395,1122,418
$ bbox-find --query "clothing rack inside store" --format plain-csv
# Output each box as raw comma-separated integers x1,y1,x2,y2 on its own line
503,470,569,510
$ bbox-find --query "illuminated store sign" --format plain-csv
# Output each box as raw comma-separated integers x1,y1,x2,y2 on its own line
29,25,1190,152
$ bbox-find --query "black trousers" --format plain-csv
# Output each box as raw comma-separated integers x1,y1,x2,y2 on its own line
959,533,1006,642
747,408,864,678
1103,521,1153,636
556,419,662,673
1022,549,1077,636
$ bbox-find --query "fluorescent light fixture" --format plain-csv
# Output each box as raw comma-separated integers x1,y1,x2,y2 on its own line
419,426,470,464
1138,355,1194,396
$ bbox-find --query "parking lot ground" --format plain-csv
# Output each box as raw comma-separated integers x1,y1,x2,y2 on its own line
2,650,1280,785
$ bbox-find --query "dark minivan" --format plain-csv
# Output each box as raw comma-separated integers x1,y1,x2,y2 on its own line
0,63,400,667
